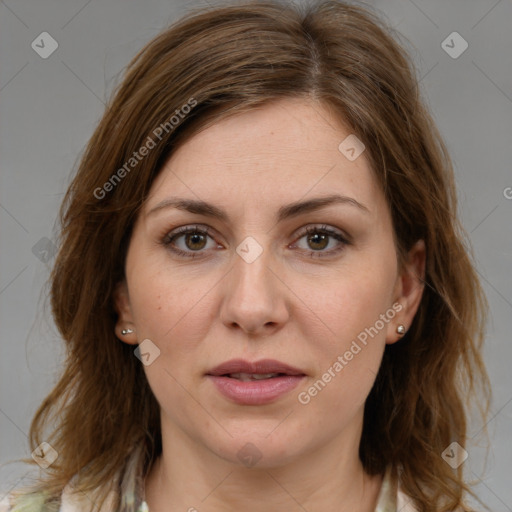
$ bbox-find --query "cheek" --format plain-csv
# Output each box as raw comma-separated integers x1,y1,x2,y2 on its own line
305,261,395,350
296,259,395,405
128,270,215,416
128,263,220,360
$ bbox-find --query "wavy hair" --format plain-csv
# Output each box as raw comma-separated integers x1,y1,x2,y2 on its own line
11,1,490,511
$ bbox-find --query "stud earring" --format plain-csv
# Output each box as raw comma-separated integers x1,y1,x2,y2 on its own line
121,327,134,335
396,324,406,335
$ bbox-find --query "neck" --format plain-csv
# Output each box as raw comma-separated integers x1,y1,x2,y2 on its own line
144,414,384,512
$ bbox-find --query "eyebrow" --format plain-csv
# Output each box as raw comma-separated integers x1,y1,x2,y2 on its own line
146,194,370,222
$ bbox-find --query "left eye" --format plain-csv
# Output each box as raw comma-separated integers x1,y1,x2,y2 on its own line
292,225,349,257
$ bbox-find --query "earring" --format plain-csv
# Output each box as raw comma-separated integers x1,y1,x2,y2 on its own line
121,327,134,335
396,324,406,335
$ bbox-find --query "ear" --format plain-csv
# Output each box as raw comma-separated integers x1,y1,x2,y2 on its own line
113,280,138,345
386,239,426,345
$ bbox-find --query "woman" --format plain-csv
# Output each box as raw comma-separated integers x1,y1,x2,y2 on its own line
1,1,490,511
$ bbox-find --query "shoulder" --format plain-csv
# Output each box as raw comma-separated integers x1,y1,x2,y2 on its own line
0,483,116,512
374,467,420,512
395,478,471,512
396,486,419,511
1,477,121,512
0,490,58,512
59,484,118,512
0,481,106,512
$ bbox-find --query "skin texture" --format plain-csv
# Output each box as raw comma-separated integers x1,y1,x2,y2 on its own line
114,97,426,512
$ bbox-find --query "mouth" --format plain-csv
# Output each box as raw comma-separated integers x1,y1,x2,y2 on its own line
221,372,294,381
206,359,306,405
206,358,306,378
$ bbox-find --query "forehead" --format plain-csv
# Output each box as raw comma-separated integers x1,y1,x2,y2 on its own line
144,97,385,220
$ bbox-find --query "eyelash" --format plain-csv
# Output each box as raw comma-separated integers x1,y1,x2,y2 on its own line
160,224,350,260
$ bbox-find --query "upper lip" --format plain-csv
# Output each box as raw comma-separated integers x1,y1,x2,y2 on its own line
207,358,306,376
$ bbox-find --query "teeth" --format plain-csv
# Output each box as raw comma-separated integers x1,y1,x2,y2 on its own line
228,372,281,381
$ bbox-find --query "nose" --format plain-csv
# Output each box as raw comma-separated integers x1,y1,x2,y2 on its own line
219,242,289,337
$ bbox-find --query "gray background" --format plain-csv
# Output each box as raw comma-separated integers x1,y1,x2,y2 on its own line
1,0,511,509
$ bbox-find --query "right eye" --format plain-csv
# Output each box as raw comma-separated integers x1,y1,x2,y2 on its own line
161,225,220,258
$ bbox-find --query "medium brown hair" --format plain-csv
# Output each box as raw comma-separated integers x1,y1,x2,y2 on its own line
13,1,490,511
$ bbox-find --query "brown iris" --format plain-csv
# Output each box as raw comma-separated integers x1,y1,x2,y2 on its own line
185,232,207,251
307,232,329,251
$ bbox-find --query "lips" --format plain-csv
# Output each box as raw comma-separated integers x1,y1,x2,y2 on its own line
206,358,306,378
206,359,306,405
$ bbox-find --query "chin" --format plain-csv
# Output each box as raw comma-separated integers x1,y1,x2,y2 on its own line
201,421,312,469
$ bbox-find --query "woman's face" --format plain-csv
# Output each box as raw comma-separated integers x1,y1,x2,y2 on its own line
115,97,424,468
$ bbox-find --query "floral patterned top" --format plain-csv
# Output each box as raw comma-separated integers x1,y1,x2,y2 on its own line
1,466,417,511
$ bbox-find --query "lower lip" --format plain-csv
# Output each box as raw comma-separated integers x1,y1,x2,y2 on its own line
207,375,305,405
